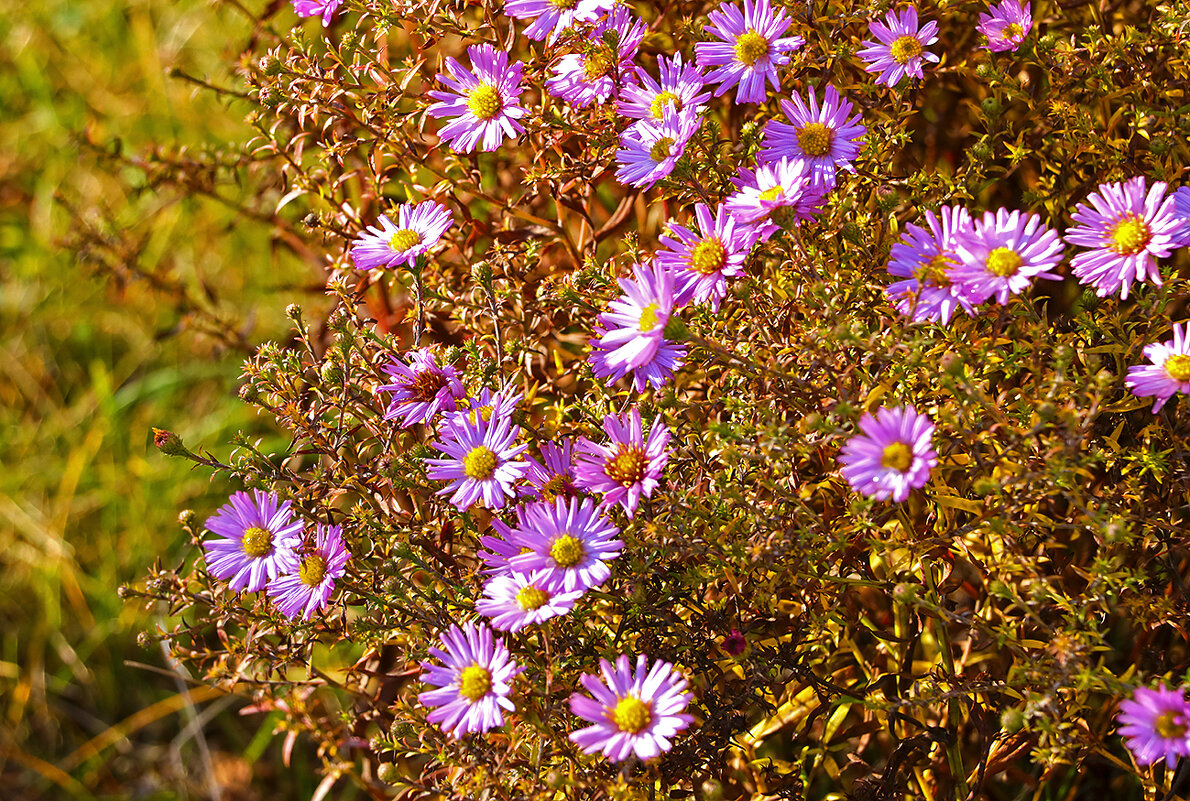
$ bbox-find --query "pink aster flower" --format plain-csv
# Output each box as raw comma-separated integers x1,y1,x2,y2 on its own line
838,405,936,503
884,205,976,324
857,7,940,87
425,413,529,511
1171,186,1190,247
1125,323,1190,413
724,157,825,234
569,654,694,763
1117,684,1190,766
758,85,866,187
695,0,804,104
476,569,586,632
291,0,342,26
504,0,614,44
588,261,686,393
573,408,670,518
506,497,623,593
523,440,579,502
949,208,1064,305
418,622,523,739
267,523,350,621
351,201,453,272
427,44,528,153
615,107,700,189
447,386,523,429
203,490,302,593
1065,177,1183,299
545,6,646,107
477,508,531,577
378,348,466,428
977,0,1032,52
658,202,763,311
618,54,712,127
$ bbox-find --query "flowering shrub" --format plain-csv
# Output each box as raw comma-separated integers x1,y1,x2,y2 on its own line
118,0,1190,796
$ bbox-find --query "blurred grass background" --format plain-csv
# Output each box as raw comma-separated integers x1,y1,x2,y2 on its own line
0,0,322,796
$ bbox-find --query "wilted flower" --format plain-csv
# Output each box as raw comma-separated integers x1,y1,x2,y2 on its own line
1116,684,1190,766
758,85,866,186
1125,322,1190,413
418,622,522,739
507,497,623,593
618,54,712,126
504,0,614,43
267,523,350,620
977,0,1032,52
574,408,670,517
378,348,466,428
427,44,528,153
352,201,453,272
614,107,700,189
884,205,976,324
839,405,936,503
695,0,804,104
949,208,1064,305
569,654,694,762
204,490,302,593
857,7,939,87
589,261,686,393
658,202,763,310
425,413,529,511
546,6,646,107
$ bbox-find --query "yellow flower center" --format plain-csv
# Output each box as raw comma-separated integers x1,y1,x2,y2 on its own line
1110,215,1151,255
605,445,647,486
691,238,727,274
472,404,494,423
550,534,585,567
466,83,503,120
516,585,550,610
914,253,954,286
241,526,274,558
1166,354,1190,382
1157,710,1188,739
735,30,769,66
796,122,833,157
463,446,497,479
639,303,661,332
890,36,923,65
458,664,492,701
299,554,327,586
540,473,571,502
649,136,675,162
610,696,652,733
650,91,682,119
881,442,913,472
1002,22,1023,40
584,51,614,80
985,247,1023,277
550,0,577,8
759,185,784,202
389,228,422,253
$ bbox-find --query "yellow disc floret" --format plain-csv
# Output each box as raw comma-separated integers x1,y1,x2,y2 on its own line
639,303,661,332
389,228,422,253
299,554,327,586
466,83,503,120
881,442,913,472
691,238,727,275
1165,354,1190,382
914,253,954,286
516,585,550,610
649,137,676,162
550,0,577,8
610,696,652,733
985,247,1023,277
759,185,784,202
1002,22,1023,40
464,445,498,479
458,664,492,701
650,91,682,119
241,526,274,558
734,31,769,66
1157,710,1188,739
584,51,614,80
550,534,585,567
890,36,923,65
1109,215,1151,255
605,445,647,486
540,473,571,502
796,122,833,157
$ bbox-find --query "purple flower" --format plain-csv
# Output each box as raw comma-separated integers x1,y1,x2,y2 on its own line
695,0,804,104
476,569,586,632
203,490,302,593
418,622,522,739
427,44,527,154
615,108,700,190
838,405,936,503
545,7,646,107
758,85,866,186
292,0,342,26
378,348,466,428
1065,177,1183,299
478,509,531,577
574,408,670,517
504,0,614,43
425,413,529,511
1125,323,1190,413
658,202,763,311
506,497,623,593
884,205,976,324
857,7,940,87
352,201,453,272
1117,685,1190,766
1171,186,1190,247
588,261,686,393
447,386,523,429
267,523,350,620
617,54,712,126
949,208,1064,305
523,440,579,502
977,0,1031,52
569,654,694,762
724,157,825,231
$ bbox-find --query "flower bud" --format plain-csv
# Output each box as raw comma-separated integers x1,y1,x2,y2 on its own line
152,428,190,458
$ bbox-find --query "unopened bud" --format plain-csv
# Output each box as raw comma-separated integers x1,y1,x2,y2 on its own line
152,428,190,457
